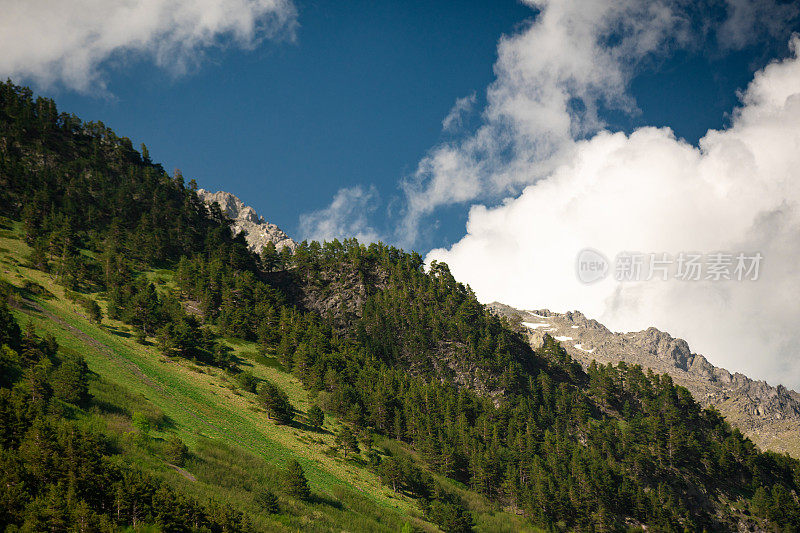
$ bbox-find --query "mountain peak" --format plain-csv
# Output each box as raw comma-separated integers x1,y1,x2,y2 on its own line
196,189,296,254
488,302,800,457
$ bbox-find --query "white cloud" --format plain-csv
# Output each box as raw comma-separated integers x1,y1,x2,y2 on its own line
0,0,296,92
428,36,800,388
299,185,381,244
718,0,800,50
399,0,800,248
442,93,476,132
399,0,691,245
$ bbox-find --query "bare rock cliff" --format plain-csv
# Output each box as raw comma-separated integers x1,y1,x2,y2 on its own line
196,189,296,254
489,302,800,457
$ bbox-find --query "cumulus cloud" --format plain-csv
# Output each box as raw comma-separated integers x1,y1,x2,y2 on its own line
399,0,800,248
0,0,296,92
399,0,691,245
442,93,477,132
299,185,381,244
428,36,800,388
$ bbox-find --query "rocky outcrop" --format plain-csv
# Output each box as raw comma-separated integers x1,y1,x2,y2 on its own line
196,189,296,254
489,302,800,457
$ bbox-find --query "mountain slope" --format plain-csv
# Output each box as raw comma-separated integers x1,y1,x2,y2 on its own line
489,302,800,458
0,223,539,532
2,80,800,532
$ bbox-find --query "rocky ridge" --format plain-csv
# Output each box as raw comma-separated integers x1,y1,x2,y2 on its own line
488,302,800,457
196,189,296,254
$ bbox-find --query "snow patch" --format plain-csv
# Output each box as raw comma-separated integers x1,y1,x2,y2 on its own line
554,335,573,342
526,312,551,319
522,322,551,329
574,344,595,353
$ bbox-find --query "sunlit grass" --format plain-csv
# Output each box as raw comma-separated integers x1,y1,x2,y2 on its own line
0,224,540,531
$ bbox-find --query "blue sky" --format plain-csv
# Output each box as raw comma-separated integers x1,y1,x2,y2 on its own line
9,1,795,250
35,0,531,245
4,0,800,385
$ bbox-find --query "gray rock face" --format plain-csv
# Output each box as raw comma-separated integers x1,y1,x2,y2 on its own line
197,189,296,254
488,302,800,457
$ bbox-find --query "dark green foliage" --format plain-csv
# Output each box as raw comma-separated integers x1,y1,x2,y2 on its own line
82,297,102,324
260,241,280,271
65,290,103,325
21,279,54,299
236,370,259,393
258,380,294,424
360,430,374,450
0,297,21,351
0,311,252,532
378,457,404,493
425,497,475,533
254,488,280,514
307,404,324,429
335,426,359,457
51,354,90,406
1,81,243,272
751,482,800,530
284,460,311,501
164,435,189,467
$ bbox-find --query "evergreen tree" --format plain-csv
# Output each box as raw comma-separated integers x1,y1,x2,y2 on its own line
258,380,294,424
51,355,90,406
0,300,21,350
335,426,359,458
82,298,102,324
254,489,280,514
260,241,280,271
164,436,189,467
284,460,311,501
307,404,324,429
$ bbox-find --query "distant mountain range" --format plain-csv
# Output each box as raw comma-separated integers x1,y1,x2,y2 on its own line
489,302,800,457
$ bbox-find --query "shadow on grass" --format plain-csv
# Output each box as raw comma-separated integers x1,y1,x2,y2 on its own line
92,398,129,416
105,325,131,338
291,419,332,435
310,493,344,510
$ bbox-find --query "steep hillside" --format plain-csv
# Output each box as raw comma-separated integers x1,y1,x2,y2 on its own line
0,223,534,532
2,80,800,532
489,303,800,458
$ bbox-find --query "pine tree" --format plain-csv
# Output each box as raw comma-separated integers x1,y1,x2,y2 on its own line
307,404,324,429
335,426,359,458
284,460,311,501
164,435,189,466
379,457,404,492
258,380,294,424
254,489,280,514
260,241,279,271
82,298,102,324
51,355,90,406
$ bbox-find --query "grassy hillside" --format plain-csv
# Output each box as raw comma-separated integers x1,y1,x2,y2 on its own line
3,81,800,532
0,219,539,532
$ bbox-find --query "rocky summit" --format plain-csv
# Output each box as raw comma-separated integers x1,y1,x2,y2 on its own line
197,189,296,254
489,302,800,457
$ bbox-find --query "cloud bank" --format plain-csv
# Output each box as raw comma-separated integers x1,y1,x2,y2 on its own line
428,35,800,388
0,0,296,92
399,0,693,245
